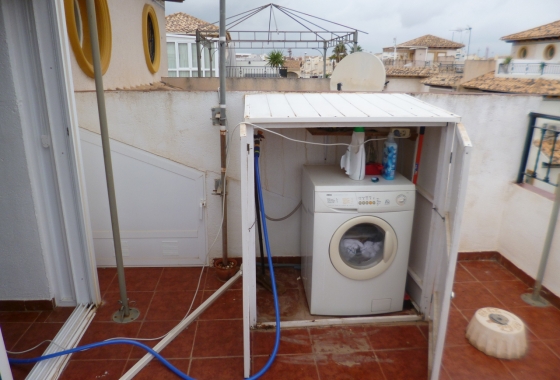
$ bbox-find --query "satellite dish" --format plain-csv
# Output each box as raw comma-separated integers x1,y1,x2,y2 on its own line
329,52,386,92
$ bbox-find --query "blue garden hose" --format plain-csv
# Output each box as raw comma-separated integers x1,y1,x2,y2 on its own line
9,145,281,380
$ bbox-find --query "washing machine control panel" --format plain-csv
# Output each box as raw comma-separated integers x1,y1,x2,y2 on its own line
316,191,415,213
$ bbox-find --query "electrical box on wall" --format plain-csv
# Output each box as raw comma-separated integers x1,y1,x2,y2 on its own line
391,128,411,138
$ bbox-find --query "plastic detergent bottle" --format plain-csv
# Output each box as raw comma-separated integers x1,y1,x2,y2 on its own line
382,132,397,180
340,127,365,180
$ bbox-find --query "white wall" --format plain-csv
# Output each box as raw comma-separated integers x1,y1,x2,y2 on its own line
71,0,167,91
498,183,560,295
414,94,543,252
0,3,51,301
511,40,560,61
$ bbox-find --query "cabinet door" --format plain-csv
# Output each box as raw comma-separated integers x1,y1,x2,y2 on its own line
430,123,472,379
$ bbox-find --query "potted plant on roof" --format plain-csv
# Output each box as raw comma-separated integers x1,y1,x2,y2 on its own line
266,50,286,77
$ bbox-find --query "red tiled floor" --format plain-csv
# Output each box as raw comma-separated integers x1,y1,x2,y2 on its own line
72,321,141,360
204,267,242,291
508,306,560,340
94,291,154,322
10,323,64,359
107,267,163,292
543,339,560,358
481,280,533,309
454,263,477,282
189,357,244,380
43,307,74,323
460,261,518,282
0,322,31,350
257,288,303,322
376,348,428,380
127,358,190,380
315,351,385,379
443,309,470,347
0,311,40,323
199,289,243,320
252,328,312,356
129,320,196,359
58,359,127,380
156,267,206,292
443,344,515,380
310,326,370,354
452,281,505,311
145,291,201,321
501,341,560,380
97,267,117,295
192,319,244,358
252,354,319,380
365,324,427,350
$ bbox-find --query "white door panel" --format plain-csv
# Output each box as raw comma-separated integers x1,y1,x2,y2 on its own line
430,123,472,379
80,130,206,266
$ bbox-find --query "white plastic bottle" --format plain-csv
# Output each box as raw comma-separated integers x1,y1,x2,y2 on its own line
382,132,397,180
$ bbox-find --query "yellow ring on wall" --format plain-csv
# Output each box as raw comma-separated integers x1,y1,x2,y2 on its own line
142,4,161,74
64,0,112,78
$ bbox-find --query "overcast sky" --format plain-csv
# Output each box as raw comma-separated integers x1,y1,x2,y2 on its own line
165,0,559,58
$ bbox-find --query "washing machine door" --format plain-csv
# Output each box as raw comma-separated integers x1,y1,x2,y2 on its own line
330,215,398,280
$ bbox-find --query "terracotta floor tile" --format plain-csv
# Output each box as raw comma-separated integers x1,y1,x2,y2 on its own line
442,344,515,380
0,322,31,350
58,359,127,380
444,309,470,347
44,307,74,323
128,358,190,380
204,267,242,291
543,339,560,359
310,326,370,354
376,348,428,380
315,351,385,379
439,366,452,380
460,261,518,282
0,311,40,323
252,354,319,380
509,306,560,340
156,267,206,292
97,267,117,295
199,289,243,320
252,328,312,356
418,323,430,340
366,324,427,350
10,322,64,359
481,280,533,309
72,321,141,360
94,291,154,322
192,319,243,357
34,311,52,323
454,263,477,282
129,320,196,359
501,341,560,380
452,282,505,311
257,288,304,322
10,363,35,380
103,267,163,292
146,291,201,321
190,357,244,380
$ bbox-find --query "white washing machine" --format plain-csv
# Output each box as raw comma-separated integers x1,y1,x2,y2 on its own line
301,165,415,316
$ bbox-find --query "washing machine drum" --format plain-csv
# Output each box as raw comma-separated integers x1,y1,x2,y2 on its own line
330,216,398,280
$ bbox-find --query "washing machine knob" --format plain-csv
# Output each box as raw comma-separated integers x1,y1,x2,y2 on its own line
396,194,407,206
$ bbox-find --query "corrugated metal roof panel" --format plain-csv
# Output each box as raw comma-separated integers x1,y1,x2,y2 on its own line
244,93,461,125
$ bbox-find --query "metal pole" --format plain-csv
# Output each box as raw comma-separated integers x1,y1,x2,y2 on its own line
209,42,214,77
353,31,358,52
219,0,228,266
196,29,202,77
517,114,536,184
323,42,327,78
85,0,138,323
466,27,472,60
522,173,560,307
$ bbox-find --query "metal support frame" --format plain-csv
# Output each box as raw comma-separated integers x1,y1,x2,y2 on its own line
85,0,138,323
195,29,202,77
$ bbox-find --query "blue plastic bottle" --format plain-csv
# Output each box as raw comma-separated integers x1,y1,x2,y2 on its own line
382,133,397,180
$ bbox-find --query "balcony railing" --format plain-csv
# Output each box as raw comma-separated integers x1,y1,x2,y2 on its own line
518,112,560,188
382,60,464,73
498,62,560,75
226,66,286,78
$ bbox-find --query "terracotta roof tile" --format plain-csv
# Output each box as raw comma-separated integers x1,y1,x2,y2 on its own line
385,66,441,78
462,72,560,96
421,74,463,87
166,12,218,35
283,60,301,71
390,34,464,49
501,20,560,42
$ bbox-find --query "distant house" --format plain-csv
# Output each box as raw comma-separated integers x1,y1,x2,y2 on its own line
462,20,560,95
165,12,220,77
382,34,464,66
283,59,302,78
